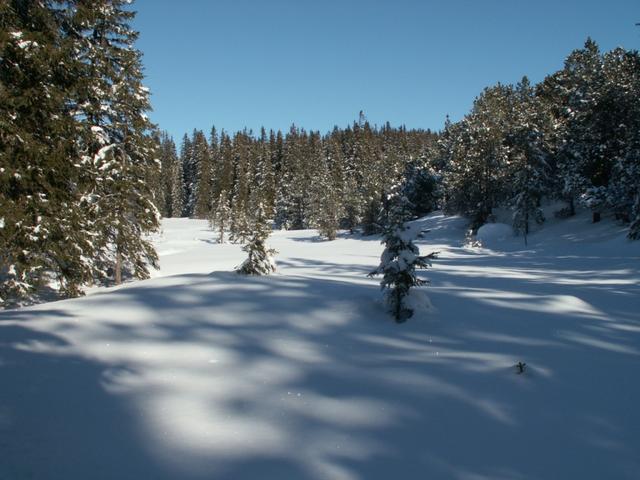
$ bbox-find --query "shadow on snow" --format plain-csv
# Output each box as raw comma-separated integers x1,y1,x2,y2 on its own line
0,246,639,479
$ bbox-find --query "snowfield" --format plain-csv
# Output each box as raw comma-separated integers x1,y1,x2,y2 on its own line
1,212,639,480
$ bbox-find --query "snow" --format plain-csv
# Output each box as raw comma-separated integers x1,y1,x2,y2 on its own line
1,212,639,479
17,39,38,50
10,32,38,50
476,222,513,248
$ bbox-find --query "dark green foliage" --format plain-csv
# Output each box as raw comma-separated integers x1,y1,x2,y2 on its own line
71,0,160,284
1,0,94,302
1,0,160,304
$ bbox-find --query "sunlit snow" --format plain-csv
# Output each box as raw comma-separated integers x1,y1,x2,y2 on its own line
0,212,638,479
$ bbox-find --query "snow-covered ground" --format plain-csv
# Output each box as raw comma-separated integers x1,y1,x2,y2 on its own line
1,212,639,480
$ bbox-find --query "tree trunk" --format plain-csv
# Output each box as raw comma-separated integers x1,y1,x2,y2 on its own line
115,248,122,285
593,211,601,223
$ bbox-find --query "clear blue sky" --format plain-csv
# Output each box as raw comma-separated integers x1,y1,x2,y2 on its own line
133,0,639,141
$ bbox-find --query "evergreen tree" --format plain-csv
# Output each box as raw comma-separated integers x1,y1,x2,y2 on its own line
72,0,160,285
237,203,276,275
369,191,437,323
210,189,231,243
507,77,550,243
601,48,640,235
555,39,608,222
166,136,184,217
214,130,234,202
179,133,194,216
0,0,95,301
228,131,251,242
311,159,339,240
441,85,513,231
191,129,211,218
252,127,275,213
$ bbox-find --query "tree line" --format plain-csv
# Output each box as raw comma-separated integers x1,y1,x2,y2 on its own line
155,38,640,249
151,115,437,242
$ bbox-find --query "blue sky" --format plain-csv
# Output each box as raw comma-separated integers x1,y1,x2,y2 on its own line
133,0,639,141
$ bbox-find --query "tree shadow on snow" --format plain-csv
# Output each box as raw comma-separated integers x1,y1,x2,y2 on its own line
0,250,639,479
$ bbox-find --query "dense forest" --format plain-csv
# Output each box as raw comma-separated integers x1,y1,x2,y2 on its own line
159,37,640,244
2,0,639,306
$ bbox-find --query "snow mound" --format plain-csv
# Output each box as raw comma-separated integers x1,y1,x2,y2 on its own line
476,222,513,248
405,289,434,316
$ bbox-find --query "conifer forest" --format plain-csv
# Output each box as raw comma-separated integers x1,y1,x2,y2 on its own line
2,1,639,304
1,2,639,479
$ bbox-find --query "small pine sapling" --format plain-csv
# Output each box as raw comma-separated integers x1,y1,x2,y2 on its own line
237,204,277,275
368,191,438,322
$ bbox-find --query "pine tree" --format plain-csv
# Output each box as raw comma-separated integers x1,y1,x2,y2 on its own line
311,137,343,240
368,191,437,323
508,77,550,244
165,136,184,217
252,127,275,213
274,126,300,229
0,0,98,301
237,203,276,275
214,130,234,202
228,131,251,242
340,127,363,232
179,133,194,216
555,39,608,222
441,85,514,231
210,190,231,243
629,195,640,240
191,129,212,218
72,0,160,285
601,48,640,236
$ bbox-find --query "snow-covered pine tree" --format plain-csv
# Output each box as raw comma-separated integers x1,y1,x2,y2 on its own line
237,203,276,275
72,0,159,285
600,48,640,237
252,127,276,213
368,190,437,323
440,85,513,231
228,132,252,243
401,142,441,219
340,127,363,233
191,129,212,219
0,0,95,301
210,190,231,243
155,132,173,217
230,206,251,244
179,133,194,216
166,136,184,217
274,126,299,229
508,77,550,244
281,125,312,230
148,135,164,218
311,137,343,240
629,195,640,240
213,130,234,206
555,39,608,223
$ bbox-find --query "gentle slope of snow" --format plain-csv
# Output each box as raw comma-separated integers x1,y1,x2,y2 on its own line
1,212,639,479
